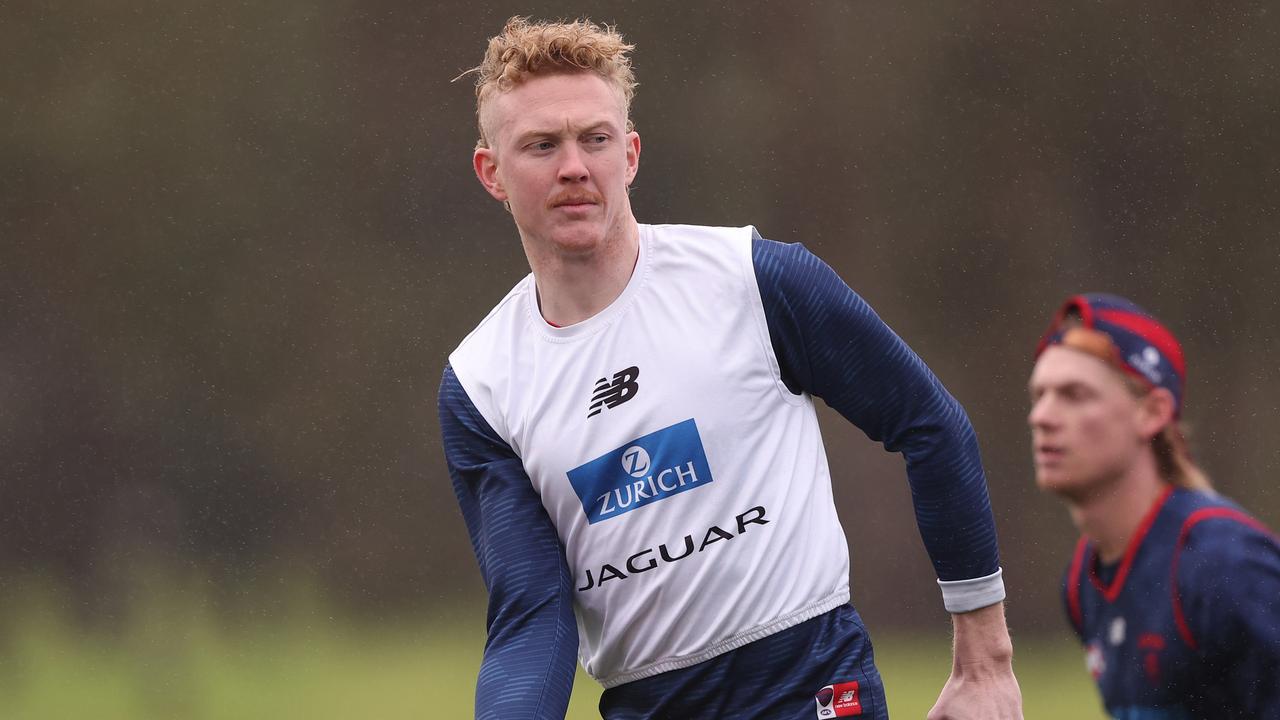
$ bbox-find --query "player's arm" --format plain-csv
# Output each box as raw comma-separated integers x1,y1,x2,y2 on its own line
752,234,1020,718
439,365,577,720
1177,519,1280,718
751,235,1002,603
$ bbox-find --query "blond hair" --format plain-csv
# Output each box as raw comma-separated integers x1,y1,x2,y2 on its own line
466,17,637,149
1118,374,1213,492
1153,421,1213,492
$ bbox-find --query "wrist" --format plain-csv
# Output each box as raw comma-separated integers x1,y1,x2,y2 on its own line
950,602,1014,667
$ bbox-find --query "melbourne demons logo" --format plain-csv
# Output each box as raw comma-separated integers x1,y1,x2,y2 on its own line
567,419,713,524
588,366,639,417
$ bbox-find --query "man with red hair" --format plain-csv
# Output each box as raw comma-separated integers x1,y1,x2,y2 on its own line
440,16,1022,719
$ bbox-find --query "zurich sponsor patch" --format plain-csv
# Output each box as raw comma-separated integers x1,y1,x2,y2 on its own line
567,419,713,524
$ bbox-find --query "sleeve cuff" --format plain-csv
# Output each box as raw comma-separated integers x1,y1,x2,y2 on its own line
937,567,1005,613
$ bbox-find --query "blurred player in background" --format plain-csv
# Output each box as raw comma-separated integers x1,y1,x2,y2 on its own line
1028,293,1280,718
439,16,1022,719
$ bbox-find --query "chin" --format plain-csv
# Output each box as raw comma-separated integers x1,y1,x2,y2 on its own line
1035,470,1079,498
1038,472,1107,506
550,228,607,255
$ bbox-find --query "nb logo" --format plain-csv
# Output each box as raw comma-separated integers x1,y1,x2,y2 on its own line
588,366,640,417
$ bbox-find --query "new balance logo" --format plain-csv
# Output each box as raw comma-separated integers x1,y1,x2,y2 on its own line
588,366,639,417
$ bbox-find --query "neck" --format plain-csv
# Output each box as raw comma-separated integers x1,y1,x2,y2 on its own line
1065,452,1168,564
525,217,640,327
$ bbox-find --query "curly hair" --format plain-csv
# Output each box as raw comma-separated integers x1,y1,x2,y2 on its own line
467,17,637,148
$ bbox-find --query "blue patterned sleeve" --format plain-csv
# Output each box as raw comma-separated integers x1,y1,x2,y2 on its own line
439,364,577,720
751,235,1001,597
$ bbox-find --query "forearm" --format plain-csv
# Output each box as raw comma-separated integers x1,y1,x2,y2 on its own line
455,457,580,719
476,589,577,720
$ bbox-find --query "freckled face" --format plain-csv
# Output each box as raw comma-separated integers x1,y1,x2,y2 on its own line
1027,347,1149,499
474,72,640,259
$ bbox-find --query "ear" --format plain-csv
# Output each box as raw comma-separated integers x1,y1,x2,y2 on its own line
1136,387,1176,441
473,147,508,202
624,130,641,186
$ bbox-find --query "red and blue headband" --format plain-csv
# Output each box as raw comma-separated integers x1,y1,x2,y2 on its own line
1035,293,1186,416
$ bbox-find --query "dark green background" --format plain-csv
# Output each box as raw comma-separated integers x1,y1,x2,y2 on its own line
4,1,1277,642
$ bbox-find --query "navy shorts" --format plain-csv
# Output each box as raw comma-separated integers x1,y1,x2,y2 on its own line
600,603,889,720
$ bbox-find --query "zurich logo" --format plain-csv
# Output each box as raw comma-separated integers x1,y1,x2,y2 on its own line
567,419,713,524
622,446,651,477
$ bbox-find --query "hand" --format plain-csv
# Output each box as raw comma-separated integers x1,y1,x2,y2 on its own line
927,603,1023,720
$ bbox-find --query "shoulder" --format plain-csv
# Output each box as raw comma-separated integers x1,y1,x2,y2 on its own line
447,272,535,411
644,222,755,243
1176,495,1279,574
445,275,535,447
449,274,534,364
641,224,775,312
643,223,837,290
747,235,859,306
1172,493,1279,611
1170,492,1280,647
642,222,756,269
749,232,825,277
1173,490,1274,548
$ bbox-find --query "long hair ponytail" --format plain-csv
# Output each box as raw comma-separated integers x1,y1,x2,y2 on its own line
1152,422,1213,492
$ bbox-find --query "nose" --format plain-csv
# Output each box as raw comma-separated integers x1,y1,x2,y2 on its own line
1027,393,1055,430
558,144,589,183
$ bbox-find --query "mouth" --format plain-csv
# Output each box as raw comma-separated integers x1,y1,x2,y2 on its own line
1033,444,1065,465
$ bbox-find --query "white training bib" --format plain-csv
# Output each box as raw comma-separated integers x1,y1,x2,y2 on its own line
449,224,851,687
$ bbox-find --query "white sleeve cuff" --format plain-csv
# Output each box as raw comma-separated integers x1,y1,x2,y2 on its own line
937,567,1005,613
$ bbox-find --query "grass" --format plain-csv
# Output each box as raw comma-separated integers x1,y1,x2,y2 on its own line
0,587,1103,719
